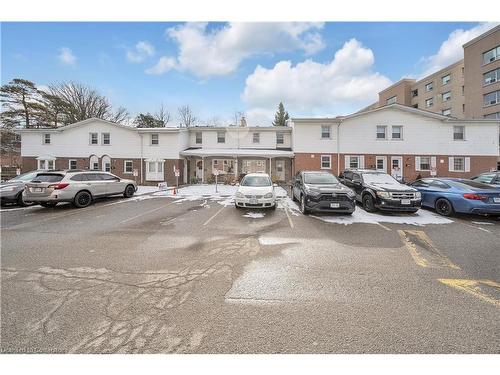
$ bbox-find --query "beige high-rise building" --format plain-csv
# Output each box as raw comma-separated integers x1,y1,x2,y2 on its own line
372,25,500,121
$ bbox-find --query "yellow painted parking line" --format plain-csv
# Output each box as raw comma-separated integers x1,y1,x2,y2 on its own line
397,229,460,269
438,279,500,307
120,201,178,223
203,205,226,226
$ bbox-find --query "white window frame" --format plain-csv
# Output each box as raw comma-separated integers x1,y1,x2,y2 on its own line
376,125,387,140
102,132,110,145
442,91,451,102
442,108,452,116
124,160,133,174
252,132,260,144
483,46,500,65
150,133,159,146
448,157,470,173
38,159,55,170
425,82,433,92
276,132,284,145
442,74,451,85
415,156,431,171
89,132,98,145
321,125,331,139
212,159,235,174
484,90,499,107
453,125,465,141
43,133,51,145
320,155,331,169
484,68,499,86
195,132,202,144
425,98,433,108
375,156,387,172
68,159,77,170
386,96,397,105
345,155,364,169
89,155,99,171
217,131,225,144
391,126,403,140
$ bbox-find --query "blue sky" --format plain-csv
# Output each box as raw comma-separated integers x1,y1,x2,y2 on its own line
1,22,495,124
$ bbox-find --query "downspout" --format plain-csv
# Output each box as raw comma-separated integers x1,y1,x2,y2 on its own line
140,133,144,184
336,121,341,176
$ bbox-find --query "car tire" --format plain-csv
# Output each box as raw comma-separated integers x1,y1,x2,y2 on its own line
40,202,58,208
17,192,34,207
73,191,92,208
271,203,277,210
435,198,454,217
235,203,242,209
362,194,376,213
300,195,309,215
123,184,136,198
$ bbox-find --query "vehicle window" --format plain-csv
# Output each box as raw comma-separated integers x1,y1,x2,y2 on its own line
412,180,429,188
361,173,397,184
241,175,272,187
472,174,494,183
455,180,494,189
430,181,450,189
303,173,339,184
352,173,362,183
70,174,89,181
343,171,353,180
99,174,119,181
9,171,38,182
85,173,104,181
31,174,64,183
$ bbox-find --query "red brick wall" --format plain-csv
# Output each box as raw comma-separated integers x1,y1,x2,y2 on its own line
294,153,339,175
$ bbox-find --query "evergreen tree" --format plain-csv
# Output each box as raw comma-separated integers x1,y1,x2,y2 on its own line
133,113,164,128
272,102,289,126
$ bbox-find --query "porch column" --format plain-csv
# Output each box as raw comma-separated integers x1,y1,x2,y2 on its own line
201,156,205,184
269,157,272,177
234,156,238,179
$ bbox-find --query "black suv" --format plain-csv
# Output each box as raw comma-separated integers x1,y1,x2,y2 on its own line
292,171,356,215
339,169,421,213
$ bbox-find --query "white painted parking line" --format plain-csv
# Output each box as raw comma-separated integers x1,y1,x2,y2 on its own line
284,206,294,229
376,222,392,231
203,205,225,226
120,201,178,224
458,221,492,234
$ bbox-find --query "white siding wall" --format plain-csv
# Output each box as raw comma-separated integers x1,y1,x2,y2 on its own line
188,128,291,149
291,122,338,153
141,132,186,160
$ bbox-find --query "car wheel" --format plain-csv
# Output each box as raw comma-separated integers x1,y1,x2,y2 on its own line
362,194,376,213
300,195,309,215
435,198,454,216
40,202,58,208
17,192,34,207
235,203,242,209
271,202,277,210
74,191,92,208
123,184,135,198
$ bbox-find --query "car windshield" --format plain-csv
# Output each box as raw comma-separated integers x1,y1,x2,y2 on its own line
304,173,339,184
241,175,271,187
31,174,64,183
363,173,398,184
9,171,38,182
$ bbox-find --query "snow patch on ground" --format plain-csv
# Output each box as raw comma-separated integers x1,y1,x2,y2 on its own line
258,237,294,245
312,208,453,226
243,212,265,219
278,196,301,216
136,185,162,195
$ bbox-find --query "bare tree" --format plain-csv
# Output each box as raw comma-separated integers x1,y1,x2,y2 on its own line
154,102,171,126
232,110,244,127
177,105,197,128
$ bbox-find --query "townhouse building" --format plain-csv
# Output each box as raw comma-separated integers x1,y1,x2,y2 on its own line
19,118,293,185
291,104,500,181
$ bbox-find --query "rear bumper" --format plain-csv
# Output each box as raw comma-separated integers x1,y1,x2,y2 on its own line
23,190,75,203
469,207,500,215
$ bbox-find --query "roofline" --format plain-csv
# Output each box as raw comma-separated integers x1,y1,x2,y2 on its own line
290,118,341,124
463,24,500,48
413,59,464,85
189,126,292,131
378,78,416,95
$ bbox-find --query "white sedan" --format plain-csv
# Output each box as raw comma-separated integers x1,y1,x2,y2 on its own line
235,173,277,209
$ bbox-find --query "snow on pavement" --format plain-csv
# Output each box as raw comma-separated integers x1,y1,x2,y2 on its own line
243,212,265,219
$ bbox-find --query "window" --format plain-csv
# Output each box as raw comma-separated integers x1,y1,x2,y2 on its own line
484,91,499,106
453,125,465,140
442,108,452,116
386,96,397,105
43,133,51,144
461,67,465,76
461,85,465,95
195,132,202,144
418,156,431,171
89,155,99,170
484,112,500,119
217,131,225,143
411,89,418,98
425,82,433,92
99,174,119,181
463,104,465,113
102,133,110,145
151,133,159,145
89,132,98,145
252,132,260,144
454,157,465,172
376,125,387,139
391,126,403,140
442,91,451,102
320,155,331,169
37,159,55,170
375,156,386,172
212,159,234,174
483,46,500,65
69,159,77,170
148,162,156,173
102,155,111,172
484,68,499,85
321,125,331,139
425,98,433,108
441,74,451,85
349,156,359,169
276,133,284,145
124,160,133,174
70,174,88,182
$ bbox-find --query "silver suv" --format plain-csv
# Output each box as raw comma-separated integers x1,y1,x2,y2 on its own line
24,170,138,208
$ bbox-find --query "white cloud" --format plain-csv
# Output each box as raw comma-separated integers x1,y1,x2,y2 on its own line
242,38,392,123
154,22,325,78
419,22,499,77
58,47,76,66
145,56,176,75
126,41,155,63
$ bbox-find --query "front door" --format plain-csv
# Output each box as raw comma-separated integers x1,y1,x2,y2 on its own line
196,160,203,180
146,161,164,181
276,160,285,181
391,156,403,181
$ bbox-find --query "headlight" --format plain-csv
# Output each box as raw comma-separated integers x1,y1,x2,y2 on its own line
305,188,321,197
0,186,18,192
263,192,273,198
415,192,421,199
376,191,390,199
347,190,356,198
236,192,245,198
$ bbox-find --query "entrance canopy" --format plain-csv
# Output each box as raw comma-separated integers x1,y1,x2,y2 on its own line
180,148,294,158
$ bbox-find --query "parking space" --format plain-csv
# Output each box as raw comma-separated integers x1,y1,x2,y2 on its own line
1,186,499,353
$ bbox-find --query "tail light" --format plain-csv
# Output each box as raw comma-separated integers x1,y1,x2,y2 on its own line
463,193,487,201
48,183,70,190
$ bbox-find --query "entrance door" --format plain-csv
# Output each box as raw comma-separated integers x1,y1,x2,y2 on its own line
196,160,203,180
146,161,164,181
276,160,285,181
391,156,403,181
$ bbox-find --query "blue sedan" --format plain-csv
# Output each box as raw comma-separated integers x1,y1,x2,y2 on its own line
410,178,500,216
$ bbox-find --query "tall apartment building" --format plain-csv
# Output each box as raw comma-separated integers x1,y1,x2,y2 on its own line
373,24,500,120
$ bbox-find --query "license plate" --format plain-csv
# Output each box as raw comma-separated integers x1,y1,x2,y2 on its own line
401,199,411,205
33,187,43,193
494,197,500,203
330,203,340,208
250,198,258,204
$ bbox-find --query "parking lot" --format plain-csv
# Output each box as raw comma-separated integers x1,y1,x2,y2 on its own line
1,186,499,353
